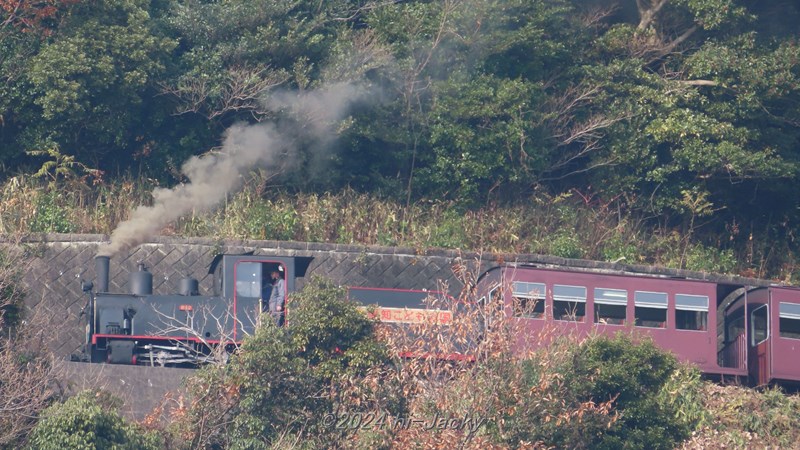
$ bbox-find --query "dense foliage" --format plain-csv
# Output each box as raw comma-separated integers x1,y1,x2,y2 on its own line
1,0,798,239
167,277,403,449
565,335,694,449
26,391,162,450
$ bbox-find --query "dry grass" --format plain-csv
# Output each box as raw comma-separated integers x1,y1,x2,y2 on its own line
679,384,800,449
0,172,791,280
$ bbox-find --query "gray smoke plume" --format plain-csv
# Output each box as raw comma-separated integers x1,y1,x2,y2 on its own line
98,82,365,257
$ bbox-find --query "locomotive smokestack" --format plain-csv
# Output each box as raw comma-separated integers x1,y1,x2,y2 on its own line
95,256,110,293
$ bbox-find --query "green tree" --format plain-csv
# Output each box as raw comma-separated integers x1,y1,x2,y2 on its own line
584,0,800,218
563,334,700,450
171,277,403,449
26,391,162,450
16,0,175,171
0,0,79,165
343,0,592,204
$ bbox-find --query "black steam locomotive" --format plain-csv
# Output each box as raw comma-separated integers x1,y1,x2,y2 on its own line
80,254,312,365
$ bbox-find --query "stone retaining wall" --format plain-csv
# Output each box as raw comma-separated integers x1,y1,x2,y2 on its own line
8,233,774,419
10,234,485,419
19,234,481,358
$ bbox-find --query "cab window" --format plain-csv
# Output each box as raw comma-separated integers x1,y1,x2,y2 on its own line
235,262,263,298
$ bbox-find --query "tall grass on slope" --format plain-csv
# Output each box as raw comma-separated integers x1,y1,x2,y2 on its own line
0,172,789,278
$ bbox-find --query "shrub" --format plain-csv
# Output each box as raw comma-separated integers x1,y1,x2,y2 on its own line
683,384,800,449
426,331,703,449
375,290,619,449
169,277,404,450
564,334,699,450
29,190,75,233
550,231,585,259
26,391,161,450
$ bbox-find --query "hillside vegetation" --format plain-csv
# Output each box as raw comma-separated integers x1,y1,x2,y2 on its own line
0,173,786,279
0,0,798,279
3,0,800,448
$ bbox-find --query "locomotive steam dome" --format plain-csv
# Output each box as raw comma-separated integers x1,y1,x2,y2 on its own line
130,263,153,296
179,276,199,296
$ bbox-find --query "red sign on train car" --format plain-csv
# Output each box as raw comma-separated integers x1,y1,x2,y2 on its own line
370,306,453,324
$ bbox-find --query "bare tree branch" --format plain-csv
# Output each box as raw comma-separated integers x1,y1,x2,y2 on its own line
0,239,62,448
679,79,719,87
536,83,628,179
660,24,698,55
322,28,392,83
161,66,290,121
146,302,261,366
578,4,617,29
325,0,402,24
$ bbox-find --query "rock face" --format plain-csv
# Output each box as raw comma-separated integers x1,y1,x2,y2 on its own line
21,233,474,358
15,233,478,419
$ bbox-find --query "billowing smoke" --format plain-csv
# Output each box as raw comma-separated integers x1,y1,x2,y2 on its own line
98,82,365,257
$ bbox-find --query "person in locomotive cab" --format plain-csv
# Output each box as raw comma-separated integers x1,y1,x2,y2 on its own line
268,269,285,326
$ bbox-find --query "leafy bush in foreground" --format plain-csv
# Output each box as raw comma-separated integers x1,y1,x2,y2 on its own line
405,331,703,449
564,334,702,450
26,391,161,450
168,277,404,449
681,384,800,449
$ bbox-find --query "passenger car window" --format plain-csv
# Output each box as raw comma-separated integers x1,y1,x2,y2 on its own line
751,304,769,346
675,294,709,331
779,302,800,339
553,285,586,322
512,281,546,319
594,288,627,325
634,291,667,328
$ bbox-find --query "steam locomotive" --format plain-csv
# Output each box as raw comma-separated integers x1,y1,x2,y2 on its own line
80,253,440,366
81,254,312,365
80,251,800,386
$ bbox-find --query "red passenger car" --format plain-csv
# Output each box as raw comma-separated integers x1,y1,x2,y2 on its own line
476,264,800,387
